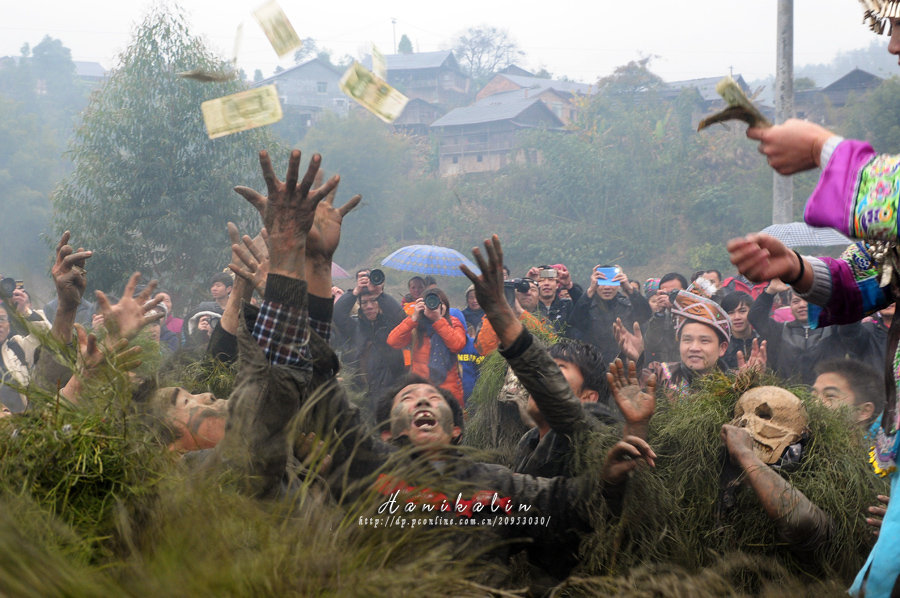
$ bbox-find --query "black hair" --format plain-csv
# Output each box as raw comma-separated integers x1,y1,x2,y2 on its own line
814,359,885,423
423,276,437,288
210,272,233,287
356,269,370,278
720,291,753,314
407,276,425,286
660,272,687,290
706,269,723,280
548,339,609,399
375,374,465,444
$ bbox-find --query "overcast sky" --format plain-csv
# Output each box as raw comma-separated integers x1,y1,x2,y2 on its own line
1,0,891,83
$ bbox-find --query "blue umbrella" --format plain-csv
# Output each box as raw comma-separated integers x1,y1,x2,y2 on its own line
381,244,481,277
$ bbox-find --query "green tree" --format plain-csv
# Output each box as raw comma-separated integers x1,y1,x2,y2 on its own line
0,36,86,283
842,76,900,151
398,34,413,54
53,6,283,302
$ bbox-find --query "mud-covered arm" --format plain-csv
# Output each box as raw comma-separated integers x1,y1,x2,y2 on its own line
722,425,833,551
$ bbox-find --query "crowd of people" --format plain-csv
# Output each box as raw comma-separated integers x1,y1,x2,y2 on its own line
3,4,900,596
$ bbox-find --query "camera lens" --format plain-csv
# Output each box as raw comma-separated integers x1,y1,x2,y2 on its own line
513,278,531,293
368,269,385,286
424,291,441,311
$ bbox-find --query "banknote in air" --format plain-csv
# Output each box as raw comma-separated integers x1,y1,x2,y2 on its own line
253,0,302,57
201,84,283,139
339,62,408,123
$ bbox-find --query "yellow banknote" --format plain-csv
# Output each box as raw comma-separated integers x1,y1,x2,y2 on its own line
253,0,302,58
339,62,408,123
372,44,387,80
201,84,283,139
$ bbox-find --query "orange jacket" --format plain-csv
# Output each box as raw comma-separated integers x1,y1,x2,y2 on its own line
387,315,467,405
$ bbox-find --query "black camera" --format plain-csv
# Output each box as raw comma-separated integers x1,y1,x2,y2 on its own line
423,291,442,311
0,277,17,298
503,278,533,308
368,268,385,286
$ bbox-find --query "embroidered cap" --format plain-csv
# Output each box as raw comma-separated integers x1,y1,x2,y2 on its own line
672,290,731,343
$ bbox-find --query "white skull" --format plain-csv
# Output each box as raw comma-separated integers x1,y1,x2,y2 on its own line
499,367,535,428
731,386,808,464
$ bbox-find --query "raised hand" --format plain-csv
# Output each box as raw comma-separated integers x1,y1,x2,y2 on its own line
461,235,523,348
607,357,656,439
460,234,512,318
736,338,767,373
52,231,93,310
233,150,339,277
61,323,143,404
306,179,361,265
601,435,656,485
229,225,270,296
727,233,802,284
613,317,644,362
95,272,164,343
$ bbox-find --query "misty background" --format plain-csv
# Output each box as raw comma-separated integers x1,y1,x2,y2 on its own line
1,4,899,312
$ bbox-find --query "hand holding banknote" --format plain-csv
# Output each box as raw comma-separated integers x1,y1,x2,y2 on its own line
746,118,835,175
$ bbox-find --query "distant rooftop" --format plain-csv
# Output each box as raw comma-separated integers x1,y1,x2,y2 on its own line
74,61,106,79
665,75,750,102
258,57,343,84
498,73,595,96
431,92,563,127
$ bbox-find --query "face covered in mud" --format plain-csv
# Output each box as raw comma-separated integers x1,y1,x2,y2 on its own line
389,383,461,450
156,387,229,451
731,386,807,465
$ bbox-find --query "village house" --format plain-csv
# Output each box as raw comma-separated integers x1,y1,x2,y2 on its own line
430,91,565,177
255,57,349,129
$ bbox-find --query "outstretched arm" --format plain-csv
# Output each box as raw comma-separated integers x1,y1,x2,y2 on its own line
722,424,832,548
462,235,584,433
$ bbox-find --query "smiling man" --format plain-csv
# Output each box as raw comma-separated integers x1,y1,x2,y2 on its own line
655,291,733,394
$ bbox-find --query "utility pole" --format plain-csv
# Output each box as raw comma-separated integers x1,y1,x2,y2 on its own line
392,18,397,54
773,0,794,224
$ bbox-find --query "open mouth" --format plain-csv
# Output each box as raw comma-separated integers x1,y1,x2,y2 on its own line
413,410,437,431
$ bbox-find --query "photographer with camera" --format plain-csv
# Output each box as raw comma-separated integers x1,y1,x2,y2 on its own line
387,287,467,406
475,277,555,355
333,266,405,403
0,302,30,413
567,264,651,364
1,280,50,369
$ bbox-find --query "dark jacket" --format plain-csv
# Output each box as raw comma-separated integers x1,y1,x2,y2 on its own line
722,331,760,370
333,291,406,400
503,329,620,583
748,292,832,384
296,326,621,587
643,310,680,364
567,291,652,363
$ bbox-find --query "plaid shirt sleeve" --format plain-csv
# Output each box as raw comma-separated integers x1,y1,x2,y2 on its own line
253,274,311,367
307,294,333,343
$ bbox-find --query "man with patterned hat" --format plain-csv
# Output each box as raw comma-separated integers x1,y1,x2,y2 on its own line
653,291,765,396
